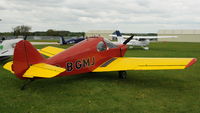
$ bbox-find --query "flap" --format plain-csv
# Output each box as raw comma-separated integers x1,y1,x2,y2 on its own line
39,46,65,57
23,63,66,78
93,57,197,72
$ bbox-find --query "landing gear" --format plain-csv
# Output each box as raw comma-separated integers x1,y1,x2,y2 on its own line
118,71,127,79
143,46,149,50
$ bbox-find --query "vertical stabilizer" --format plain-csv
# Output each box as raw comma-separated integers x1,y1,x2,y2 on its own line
115,30,122,37
12,40,45,79
115,30,125,44
59,36,66,45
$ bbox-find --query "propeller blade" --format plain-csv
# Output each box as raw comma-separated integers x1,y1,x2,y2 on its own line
23,35,27,40
123,35,134,45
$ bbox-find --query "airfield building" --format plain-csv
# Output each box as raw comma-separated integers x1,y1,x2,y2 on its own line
158,30,200,42
85,30,114,40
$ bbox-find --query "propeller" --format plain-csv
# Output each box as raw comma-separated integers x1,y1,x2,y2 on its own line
123,35,134,45
23,35,27,40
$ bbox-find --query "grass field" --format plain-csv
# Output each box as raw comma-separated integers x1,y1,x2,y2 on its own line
0,42,200,113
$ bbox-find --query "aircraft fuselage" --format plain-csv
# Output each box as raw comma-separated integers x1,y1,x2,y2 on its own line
44,37,127,77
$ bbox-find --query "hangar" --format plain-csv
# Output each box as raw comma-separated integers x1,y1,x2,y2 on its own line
158,30,200,42
85,30,114,40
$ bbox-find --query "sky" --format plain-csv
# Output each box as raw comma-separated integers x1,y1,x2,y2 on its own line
0,0,200,33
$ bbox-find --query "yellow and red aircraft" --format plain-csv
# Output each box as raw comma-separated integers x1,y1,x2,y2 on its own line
3,36,197,89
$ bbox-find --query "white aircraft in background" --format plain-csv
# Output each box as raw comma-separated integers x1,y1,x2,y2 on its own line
0,38,23,60
111,30,177,50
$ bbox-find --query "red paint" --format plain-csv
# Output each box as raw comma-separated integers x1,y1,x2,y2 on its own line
12,37,127,79
12,40,45,79
185,58,197,68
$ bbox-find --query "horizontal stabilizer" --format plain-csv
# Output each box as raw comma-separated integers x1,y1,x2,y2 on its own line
93,57,197,72
39,46,65,57
23,63,66,78
3,61,14,73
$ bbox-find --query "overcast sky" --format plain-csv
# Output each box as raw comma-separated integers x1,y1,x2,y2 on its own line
0,0,200,33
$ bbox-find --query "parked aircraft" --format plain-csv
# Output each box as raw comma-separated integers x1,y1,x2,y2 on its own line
59,36,85,45
0,38,23,60
3,36,197,89
111,30,177,50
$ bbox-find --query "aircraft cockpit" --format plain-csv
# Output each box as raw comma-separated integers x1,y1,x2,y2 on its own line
103,38,118,48
96,38,118,52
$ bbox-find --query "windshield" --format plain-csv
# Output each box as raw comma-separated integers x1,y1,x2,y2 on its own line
104,38,118,48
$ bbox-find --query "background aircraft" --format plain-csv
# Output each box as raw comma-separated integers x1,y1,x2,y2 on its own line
111,30,177,50
59,36,85,45
0,38,23,60
3,36,196,89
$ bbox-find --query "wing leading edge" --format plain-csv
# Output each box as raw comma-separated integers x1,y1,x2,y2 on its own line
93,57,197,72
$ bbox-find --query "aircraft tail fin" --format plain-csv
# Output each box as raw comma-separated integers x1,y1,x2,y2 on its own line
59,36,65,45
12,40,45,79
115,30,122,37
113,30,124,44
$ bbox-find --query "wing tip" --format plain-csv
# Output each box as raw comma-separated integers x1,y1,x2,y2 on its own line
185,58,197,68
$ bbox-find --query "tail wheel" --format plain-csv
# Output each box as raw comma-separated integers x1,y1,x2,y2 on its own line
118,71,127,79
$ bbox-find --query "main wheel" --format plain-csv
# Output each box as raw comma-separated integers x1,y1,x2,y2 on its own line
118,71,127,79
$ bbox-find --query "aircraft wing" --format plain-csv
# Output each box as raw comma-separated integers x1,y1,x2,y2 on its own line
39,46,65,57
3,62,66,78
110,35,177,39
133,36,177,39
109,34,130,38
0,49,14,57
93,57,197,72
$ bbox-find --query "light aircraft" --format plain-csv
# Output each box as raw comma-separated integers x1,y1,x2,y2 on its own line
3,36,197,89
0,38,23,60
0,37,58,61
59,36,85,45
111,30,177,50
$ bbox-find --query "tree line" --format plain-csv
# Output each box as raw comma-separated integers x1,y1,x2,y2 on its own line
0,25,85,37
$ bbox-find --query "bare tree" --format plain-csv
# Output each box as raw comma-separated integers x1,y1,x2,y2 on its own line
13,25,31,37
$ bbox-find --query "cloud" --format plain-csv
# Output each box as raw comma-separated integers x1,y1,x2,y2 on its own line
0,0,200,32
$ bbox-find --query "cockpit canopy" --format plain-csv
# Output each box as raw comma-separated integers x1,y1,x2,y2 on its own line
96,38,118,52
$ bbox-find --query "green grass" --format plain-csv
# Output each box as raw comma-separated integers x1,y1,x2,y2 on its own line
0,42,200,113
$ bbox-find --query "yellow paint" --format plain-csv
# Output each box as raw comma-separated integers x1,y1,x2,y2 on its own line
3,61,14,73
39,46,65,57
93,57,193,72
23,63,65,78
